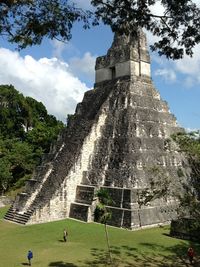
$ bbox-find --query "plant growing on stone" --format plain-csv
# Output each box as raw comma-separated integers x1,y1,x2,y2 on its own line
169,129,200,241
137,164,186,225
140,131,200,234
139,166,177,203
94,188,113,266
172,131,200,220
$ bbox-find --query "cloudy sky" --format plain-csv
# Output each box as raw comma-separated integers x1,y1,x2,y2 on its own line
0,0,200,130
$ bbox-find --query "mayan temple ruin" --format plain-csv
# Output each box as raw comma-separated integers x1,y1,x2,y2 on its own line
4,29,189,229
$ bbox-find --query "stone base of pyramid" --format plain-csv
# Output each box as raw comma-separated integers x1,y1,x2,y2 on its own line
69,185,178,229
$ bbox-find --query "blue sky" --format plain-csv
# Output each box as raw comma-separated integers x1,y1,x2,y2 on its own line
0,0,199,131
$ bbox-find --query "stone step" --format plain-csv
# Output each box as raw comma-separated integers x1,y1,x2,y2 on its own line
4,217,27,225
4,212,30,224
4,210,30,218
4,203,34,225
4,215,28,223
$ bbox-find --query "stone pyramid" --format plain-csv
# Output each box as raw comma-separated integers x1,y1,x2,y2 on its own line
5,29,188,229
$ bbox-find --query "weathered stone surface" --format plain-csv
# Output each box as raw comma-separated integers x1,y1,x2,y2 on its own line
95,29,151,83
4,29,189,229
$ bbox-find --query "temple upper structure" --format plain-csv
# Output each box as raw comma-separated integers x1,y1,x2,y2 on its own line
95,29,151,83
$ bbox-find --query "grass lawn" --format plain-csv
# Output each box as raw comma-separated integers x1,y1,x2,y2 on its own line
0,207,199,267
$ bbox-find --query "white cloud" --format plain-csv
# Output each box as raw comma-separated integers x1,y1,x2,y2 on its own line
175,45,200,76
69,52,96,81
153,46,200,87
186,127,199,133
151,41,200,88
193,0,200,6
171,45,200,87
154,68,176,82
149,1,165,16
183,76,196,88
51,39,80,60
0,48,90,123
51,39,66,59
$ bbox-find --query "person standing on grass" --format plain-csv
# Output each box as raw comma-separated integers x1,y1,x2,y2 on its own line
188,246,195,264
63,228,68,242
27,250,33,266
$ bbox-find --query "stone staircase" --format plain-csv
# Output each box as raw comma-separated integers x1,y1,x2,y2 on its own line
4,205,33,225
3,163,53,225
3,190,45,225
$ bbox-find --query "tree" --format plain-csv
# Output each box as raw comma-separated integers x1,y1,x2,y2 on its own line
0,85,64,149
0,84,64,193
26,121,62,153
92,0,200,59
0,157,12,194
94,188,113,266
140,131,200,220
0,84,29,139
1,1,200,59
135,164,182,227
0,0,92,49
172,131,200,219
168,131,200,241
0,137,37,193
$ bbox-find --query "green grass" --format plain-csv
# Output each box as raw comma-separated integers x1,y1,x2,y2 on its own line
0,207,199,267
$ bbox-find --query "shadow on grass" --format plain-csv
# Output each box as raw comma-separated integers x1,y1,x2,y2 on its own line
49,262,78,267
84,248,111,266
21,263,29,266
49,238,200,266
83,242,200,267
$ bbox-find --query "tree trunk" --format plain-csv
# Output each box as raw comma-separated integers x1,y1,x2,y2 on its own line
104,223,113,266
